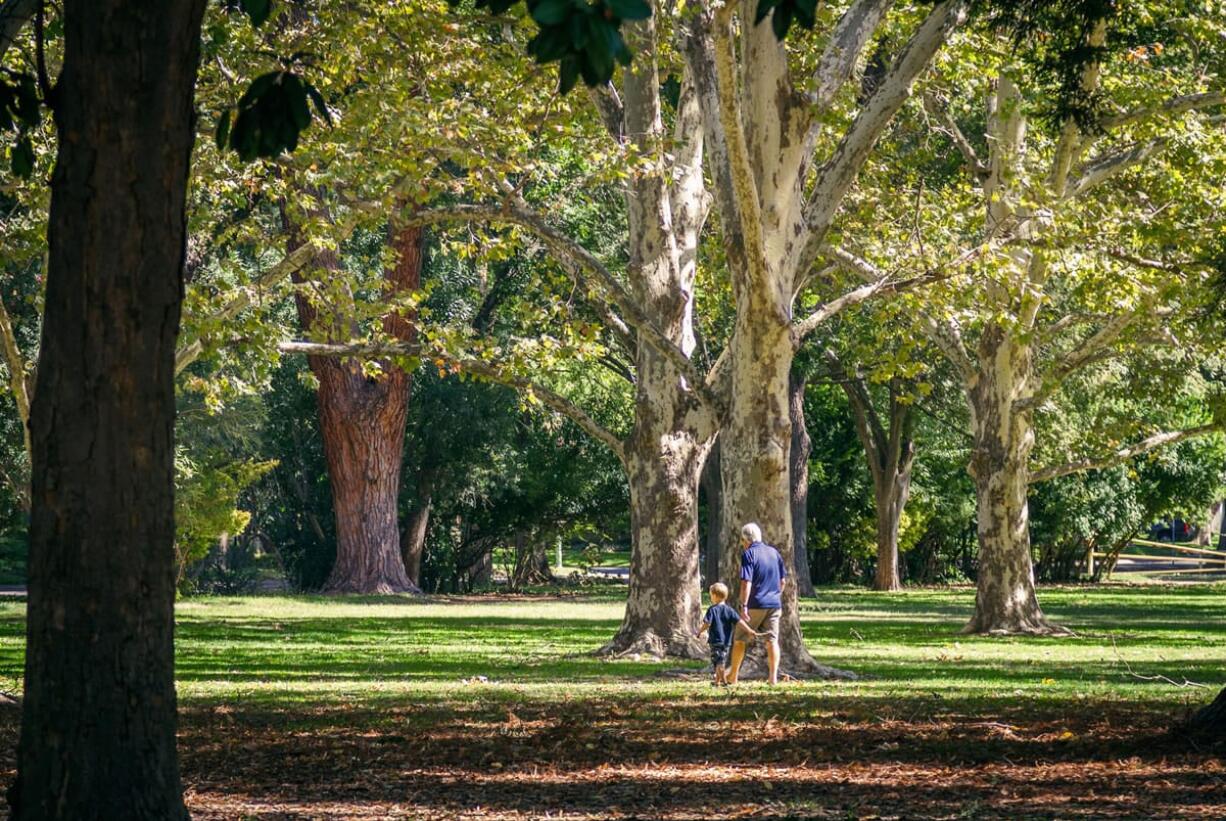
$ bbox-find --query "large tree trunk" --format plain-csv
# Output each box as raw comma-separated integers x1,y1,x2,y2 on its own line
873,467,912,591
292,225,423,594
963,327,1060,634
601,411,707,659
599,17,714,659
788,371,816,597
11,1,206,817
700,437,722,585
720,317,852,679
1185,687,1226,738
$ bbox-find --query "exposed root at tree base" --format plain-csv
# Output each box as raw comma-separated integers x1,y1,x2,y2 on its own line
961,616,1074,637
597,629,706,661
323,579,421,596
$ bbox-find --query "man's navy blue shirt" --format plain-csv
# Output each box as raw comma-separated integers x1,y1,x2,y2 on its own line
740,541,787,609
703,602,740,646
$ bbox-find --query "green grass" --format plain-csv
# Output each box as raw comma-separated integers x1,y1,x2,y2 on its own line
0,583,1220,711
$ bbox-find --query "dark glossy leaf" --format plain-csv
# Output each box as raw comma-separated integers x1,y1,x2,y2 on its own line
558,55,580,94
605,0,650,21
754,0,778,25
305,82,332,125
214,109,232,151
529,0,572,27
529,28,572,64
240,0,272,27
771,3,792,40
11,135,34,178
238,71,281,108
284,74,311,130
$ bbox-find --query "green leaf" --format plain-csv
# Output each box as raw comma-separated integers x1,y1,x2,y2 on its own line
240,0,272,27
605,0,650,21
530,0,572,27
214,109,232,151
558,55,580,94
284,74,311,131
11,135,34,178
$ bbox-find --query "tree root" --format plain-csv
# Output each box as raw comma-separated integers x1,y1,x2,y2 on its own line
597,628,706,661
961,614,1074,637
1180,686,1226,740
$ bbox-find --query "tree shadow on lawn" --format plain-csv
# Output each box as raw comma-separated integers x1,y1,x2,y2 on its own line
164,692,1226,819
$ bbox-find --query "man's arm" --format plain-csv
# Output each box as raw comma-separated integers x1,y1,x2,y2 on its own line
739,582,752,615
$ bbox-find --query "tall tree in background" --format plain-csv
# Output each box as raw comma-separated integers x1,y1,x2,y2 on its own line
11,0,206,817
288,219,423,594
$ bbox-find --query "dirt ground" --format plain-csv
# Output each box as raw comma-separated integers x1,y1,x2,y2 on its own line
3,695,1216,820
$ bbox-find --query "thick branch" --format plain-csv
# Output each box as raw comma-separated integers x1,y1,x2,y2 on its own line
278,339,626,463
1030,424,1223,484
400,200,715,410
1099,90,1226,131
793,278,890,342
804,0,969,242
0,0,36,62
710,2,770,291
1066,139,1163,200
588,82,625,142
809,0,894,112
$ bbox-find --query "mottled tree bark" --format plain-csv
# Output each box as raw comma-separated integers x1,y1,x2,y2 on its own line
292,225,423,594
598,17,714,659
11,1,206,817
700,437,722,585
789,372,817,597
963,327,1057,634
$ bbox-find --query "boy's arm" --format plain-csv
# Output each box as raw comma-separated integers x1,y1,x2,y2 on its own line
695,622,710,639
737,616,764,636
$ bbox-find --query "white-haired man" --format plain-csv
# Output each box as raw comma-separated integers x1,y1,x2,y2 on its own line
727,522,787,685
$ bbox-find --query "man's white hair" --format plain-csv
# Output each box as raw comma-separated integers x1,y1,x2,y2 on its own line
740,522,763,544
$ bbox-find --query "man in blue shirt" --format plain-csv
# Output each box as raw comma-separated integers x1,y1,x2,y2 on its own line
728,522,787,685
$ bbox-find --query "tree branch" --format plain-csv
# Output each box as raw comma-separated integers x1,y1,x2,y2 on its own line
399,199,716,412
710,1,770,291
0,0,36,63
1030,423,1223,484
921,91,987,179
588,82,625,142
808,0,894,112
803,0,969,243
1066,139,1163,200
1099,90,1226,131
0,290,30,463
277,339,627,463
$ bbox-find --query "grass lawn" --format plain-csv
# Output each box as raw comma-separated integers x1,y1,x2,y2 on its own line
0,584,1222,818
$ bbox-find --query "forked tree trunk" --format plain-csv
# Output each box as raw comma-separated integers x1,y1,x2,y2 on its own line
599,16,714,659
720,317,853,679
291,225,423,594
963,327,1060,634
12,1,206,817
788,372,816,597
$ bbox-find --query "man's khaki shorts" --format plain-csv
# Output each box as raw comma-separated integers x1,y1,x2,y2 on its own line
735,608,781,642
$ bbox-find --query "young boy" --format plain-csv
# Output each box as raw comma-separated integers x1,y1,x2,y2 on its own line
696,583,758,686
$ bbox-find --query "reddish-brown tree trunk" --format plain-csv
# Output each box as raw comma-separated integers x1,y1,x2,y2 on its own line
292,224,423,594
12,1,206,817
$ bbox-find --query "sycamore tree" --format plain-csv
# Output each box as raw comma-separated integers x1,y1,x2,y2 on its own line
829,3,1226,634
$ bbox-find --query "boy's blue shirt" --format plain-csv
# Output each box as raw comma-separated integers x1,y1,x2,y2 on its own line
703,601,740,647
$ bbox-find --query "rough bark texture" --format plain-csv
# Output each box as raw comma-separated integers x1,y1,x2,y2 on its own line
11,1,206,818
292,225,423,594
963,326,1059,634
598,17,714,659
1185,687,1226,738
788,372,817,597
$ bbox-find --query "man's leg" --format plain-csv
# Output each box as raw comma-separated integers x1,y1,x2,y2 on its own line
765,639,780,685
727,640,747,684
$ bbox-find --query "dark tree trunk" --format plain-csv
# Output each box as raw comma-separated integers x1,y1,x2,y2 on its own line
788,372,816,597
700,436,722,585
12,1,206,818
832,353,916,594
400,472,434,588
1186,687,1226,737
291,224,423,594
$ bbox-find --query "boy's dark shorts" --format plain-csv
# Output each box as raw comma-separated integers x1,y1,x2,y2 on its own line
710,644,731,667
